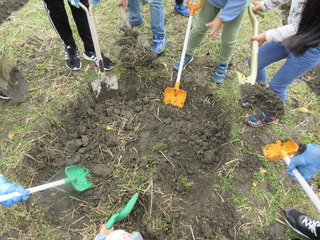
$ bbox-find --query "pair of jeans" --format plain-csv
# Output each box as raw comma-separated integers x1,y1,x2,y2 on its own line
127,0,165,37
186,0,245,65
249,42,320,102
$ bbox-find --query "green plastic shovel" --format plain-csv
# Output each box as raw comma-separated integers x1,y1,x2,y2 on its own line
105,192,139,229
0,165,94,203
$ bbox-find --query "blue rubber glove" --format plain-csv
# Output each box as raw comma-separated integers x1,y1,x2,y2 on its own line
68,0,100,8
0,175,29,207
287,144,320,181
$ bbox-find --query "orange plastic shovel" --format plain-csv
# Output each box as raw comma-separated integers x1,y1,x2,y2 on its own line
262,139,320,212
163,0,203,108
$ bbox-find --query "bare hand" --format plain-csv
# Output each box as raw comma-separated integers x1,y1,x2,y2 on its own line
117,0,127,8
205,18,223,38
250,31,266,47
251,1,262,12
99,225,115,235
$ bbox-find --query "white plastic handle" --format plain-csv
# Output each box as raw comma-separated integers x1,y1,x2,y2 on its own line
284,156,320,212
0,179,66,203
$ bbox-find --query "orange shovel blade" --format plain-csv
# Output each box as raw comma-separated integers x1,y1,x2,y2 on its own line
262,138,299,160
163,87,187,108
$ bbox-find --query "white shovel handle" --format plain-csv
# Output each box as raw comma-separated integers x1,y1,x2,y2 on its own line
283,155,320,212
0,179,67,203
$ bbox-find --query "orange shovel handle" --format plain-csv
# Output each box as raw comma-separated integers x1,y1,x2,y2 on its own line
186,0,204,16
173,82,181,93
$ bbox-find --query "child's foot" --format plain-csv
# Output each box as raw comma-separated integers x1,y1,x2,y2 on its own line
212,64,228,83
65,45,81,70
152,35,168,54
173,54,193,71
83,51,113,71
174,2,189,16
244,112,276,127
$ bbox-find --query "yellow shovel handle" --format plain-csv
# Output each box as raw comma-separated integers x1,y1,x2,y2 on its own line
187,0,204,16
173,82,181,93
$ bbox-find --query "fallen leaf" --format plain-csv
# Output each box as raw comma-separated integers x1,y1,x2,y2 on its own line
260,167,267,173
8,131,15,140
292,89,298,93
106,126,113,130
299,107,308,113
252,182,257,187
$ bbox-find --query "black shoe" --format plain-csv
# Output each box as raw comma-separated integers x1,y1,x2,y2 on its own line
284,208,320,240
65,45,81,70
83,51,113,71
0,89,10,100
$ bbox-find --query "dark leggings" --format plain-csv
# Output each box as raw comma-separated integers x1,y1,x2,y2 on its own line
176,0,183,5
42,0,94,52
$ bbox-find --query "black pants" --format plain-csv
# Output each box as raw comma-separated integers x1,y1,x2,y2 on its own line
42,0,94,52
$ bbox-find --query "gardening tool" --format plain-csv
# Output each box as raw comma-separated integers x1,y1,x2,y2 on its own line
0,165,94,203
78,1,118,101
163,0,203,108
105,192,139,229
118,6,150,48
262,139,320,212
0,53,27,102
236,5,265,85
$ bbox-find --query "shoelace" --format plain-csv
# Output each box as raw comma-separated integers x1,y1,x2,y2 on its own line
301,216,320,236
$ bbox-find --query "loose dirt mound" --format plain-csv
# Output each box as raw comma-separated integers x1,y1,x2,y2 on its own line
14,68,251,239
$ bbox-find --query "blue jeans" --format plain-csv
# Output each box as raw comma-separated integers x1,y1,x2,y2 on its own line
127,0,165,37
249,42,320,102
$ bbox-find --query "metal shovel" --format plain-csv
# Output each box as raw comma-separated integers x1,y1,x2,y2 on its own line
262,139,320,212
236,5,264,85
78,1,118,101
105,192,139,229
163,0,203,108
0,165,94,203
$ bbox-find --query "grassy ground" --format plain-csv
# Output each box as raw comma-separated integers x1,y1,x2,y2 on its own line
1,0,320,239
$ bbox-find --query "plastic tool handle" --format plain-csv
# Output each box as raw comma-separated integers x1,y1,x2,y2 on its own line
186,0,203,16
175,0,203,89
0,178,73,202
280,150,320,212
78,2,106,79
106,192,139,229
247,4,259,85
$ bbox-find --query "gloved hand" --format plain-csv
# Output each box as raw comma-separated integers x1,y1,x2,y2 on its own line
287,144,320,181
68,0,100,8
0,175,29,207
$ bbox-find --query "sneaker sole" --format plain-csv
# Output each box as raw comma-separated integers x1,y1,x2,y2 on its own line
0,96,10,100
173,9,189,17
66,62,82,71
284,217,310,240
244,119,273,128
83,53,113,71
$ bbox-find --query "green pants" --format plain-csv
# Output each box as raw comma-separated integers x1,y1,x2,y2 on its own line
186,0,246,65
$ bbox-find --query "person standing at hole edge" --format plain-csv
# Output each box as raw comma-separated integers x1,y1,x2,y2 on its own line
118,0,168,55
243,0,320,127
173,0,249,83
42,0,113,71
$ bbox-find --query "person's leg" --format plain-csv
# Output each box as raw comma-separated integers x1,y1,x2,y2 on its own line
68,0,95,52
42,0,75,47
149,0,165,37
269,45,320,102
128,0,142,22
249,42,288,86
149,0,167,54
42,0,81,70
218,8,246,65
186,0,218,56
